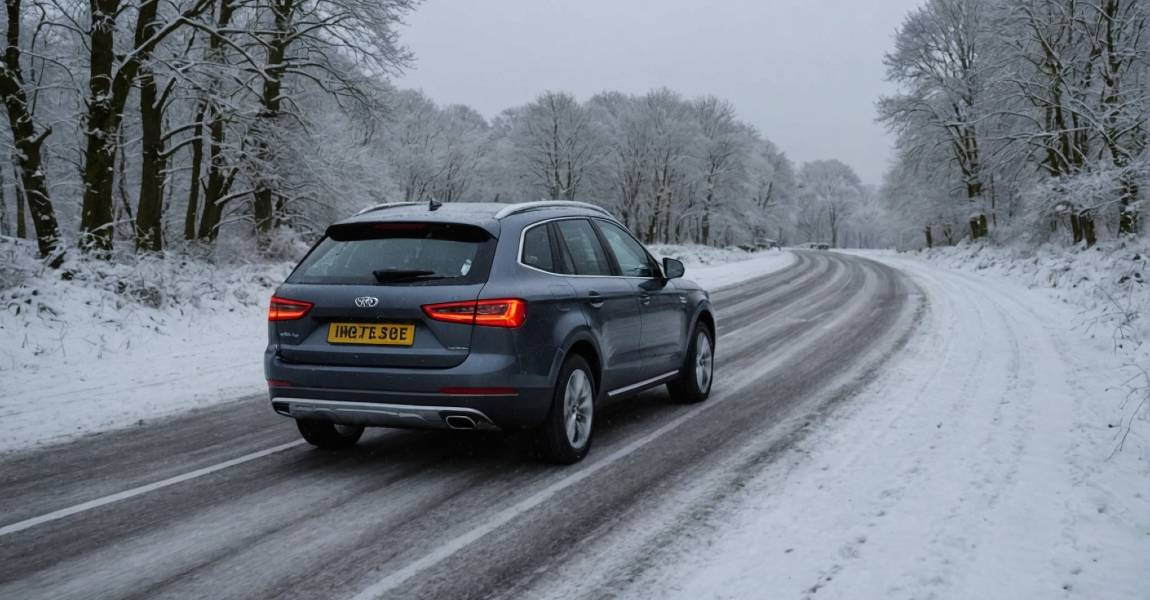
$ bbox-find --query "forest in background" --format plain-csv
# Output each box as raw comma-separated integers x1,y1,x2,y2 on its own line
0,0,887,268
4,0,1145,269
880,0,1149,249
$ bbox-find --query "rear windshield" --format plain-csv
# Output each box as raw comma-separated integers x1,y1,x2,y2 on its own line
288,222,496,285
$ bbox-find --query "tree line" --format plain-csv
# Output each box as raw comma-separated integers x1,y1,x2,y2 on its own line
382,88,810,247
0,0,416,264
0,0,887,265
352,87,885,248
880,0,1149,248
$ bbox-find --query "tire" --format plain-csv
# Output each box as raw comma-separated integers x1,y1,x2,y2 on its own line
296,419,364,450
538,355,596,464
667,323,714,404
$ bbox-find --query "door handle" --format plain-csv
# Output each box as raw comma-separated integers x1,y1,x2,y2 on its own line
587,291,604,308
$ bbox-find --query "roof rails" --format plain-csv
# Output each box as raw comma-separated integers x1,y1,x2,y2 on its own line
354,202,421,216
494,200,612,220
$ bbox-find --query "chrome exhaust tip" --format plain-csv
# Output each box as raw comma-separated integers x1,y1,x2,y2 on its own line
444,415,478,430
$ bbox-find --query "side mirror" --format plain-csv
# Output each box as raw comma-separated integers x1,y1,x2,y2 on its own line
662,257,685,279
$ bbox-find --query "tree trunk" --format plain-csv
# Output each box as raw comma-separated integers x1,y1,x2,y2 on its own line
78,0,124,254
79,0,209,254
1070,211,1083,244
0,0,63,265
1081,212,1097,248
198,110,228,240
0,162,7,237
1118,170,1139,235
184,102,206,240
134,17,167,252
14,165,25,237
252,0,292,248
196,0,235,241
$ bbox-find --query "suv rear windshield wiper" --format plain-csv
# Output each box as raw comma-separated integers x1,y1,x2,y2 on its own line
372,269,448,284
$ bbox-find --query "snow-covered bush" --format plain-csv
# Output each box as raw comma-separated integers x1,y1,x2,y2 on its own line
0,239,293,374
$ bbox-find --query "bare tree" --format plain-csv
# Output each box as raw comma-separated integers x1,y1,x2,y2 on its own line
693,96,747,244
880,0,995,240
0,0,63,265
799,160,863,248
511,91,598,201
78,0,213,253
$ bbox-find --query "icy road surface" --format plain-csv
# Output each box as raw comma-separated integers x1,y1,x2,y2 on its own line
1,251,1143,599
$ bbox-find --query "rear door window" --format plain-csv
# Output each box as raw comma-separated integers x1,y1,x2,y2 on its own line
555,219,614,276
288,222,495,285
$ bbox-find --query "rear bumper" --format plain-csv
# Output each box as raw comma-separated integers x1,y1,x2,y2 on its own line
264,349,553,429
271,398,500,431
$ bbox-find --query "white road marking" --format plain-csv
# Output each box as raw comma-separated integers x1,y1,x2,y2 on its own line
0,264,810,541
0,440,304,538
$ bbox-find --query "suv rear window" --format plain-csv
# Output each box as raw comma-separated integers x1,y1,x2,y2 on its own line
288,222,495,285
521,224,557,272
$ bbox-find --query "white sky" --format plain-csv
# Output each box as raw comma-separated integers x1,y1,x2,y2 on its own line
394,0,925,185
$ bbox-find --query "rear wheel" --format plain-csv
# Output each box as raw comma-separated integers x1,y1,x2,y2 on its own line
296,419,364,450
668,323,714,404
538,355,596,464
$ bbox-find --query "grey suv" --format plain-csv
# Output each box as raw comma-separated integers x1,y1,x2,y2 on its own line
265,201,715,463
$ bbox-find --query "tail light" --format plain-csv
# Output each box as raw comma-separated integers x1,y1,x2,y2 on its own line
422,298,526,328
268,296,313,321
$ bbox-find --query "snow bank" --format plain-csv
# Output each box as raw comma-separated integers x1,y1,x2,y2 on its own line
0,238,790,452
649,244,795,289
915,240,1149,341
579,250,1148,600
905,241,1150,423
0,237,292,452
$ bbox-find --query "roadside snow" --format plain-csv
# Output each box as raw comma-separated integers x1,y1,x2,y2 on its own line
649,244,794,289
583,251,1149,600
0,239,791,453
0,238,291,453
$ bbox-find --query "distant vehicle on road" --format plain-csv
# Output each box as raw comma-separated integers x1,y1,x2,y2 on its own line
802,242,831,250
755,239,782,250
265,201,716,464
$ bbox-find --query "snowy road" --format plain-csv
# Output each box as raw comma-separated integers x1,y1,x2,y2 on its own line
519,254,1149,599
1,252,918,599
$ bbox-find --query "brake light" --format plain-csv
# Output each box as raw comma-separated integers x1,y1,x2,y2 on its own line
422,298,527,328
268,296,313,321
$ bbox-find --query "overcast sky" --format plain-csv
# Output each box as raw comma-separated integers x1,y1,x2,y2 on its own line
394,0,924,185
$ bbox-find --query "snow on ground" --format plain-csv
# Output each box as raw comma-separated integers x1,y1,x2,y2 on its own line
583,251,1149,600
914,240,1150,350
0,238,792,453
649,244,794,289
0,237,292,453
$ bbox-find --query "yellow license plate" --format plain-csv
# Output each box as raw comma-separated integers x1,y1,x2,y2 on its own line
327,323,415,346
